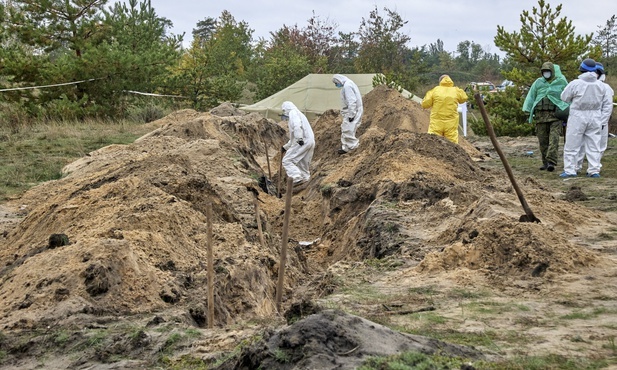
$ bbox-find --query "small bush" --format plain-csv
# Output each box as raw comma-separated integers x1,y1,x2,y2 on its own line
39,94,89,121
128,103,166,123
0,102,32,133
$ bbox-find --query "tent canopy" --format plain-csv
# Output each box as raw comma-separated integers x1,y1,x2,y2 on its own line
240,73,422,121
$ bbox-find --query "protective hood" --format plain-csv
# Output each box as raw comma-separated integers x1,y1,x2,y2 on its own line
439,75,454,87
541,62,555,81
281,101,297,115
553,64,564,78
522,62,569,122
579,71,599,82
332,74,349,85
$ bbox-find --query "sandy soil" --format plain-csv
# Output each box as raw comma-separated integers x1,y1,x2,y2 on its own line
0,86,616,369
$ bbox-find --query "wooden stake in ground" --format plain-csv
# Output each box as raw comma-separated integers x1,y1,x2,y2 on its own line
263,137,272,180
206,203,215,328
254,198,266,248
277,150,284,198
275,177,293,313
474,93,540,223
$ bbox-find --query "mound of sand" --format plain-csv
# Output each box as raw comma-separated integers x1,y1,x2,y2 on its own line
0,84,608,334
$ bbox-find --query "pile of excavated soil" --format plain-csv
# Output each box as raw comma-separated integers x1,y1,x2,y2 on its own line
223,309,486,370
0,84,608,336
0,109,294,330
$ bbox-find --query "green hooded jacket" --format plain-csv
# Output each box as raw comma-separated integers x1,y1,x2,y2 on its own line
522,62,570,123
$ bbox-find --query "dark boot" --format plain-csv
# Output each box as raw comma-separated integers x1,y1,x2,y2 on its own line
539,163,548,170
546,162,555,172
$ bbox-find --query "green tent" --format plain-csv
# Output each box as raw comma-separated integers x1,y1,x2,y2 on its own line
240,74,421,121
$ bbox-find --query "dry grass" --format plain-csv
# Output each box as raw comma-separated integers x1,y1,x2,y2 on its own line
0,119,157,200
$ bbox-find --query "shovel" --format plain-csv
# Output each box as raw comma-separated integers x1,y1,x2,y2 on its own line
474,93,540,223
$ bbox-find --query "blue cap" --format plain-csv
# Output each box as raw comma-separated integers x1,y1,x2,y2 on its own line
579,58,597,72
596,62,605,74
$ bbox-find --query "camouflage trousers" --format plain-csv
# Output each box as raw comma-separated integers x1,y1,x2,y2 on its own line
535,117,562,166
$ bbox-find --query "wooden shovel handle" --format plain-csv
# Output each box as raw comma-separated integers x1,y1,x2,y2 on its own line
474,93,540,223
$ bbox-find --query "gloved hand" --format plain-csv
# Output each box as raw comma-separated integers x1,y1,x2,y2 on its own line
348,116,354,122
281,146,286,153
297,139,304,146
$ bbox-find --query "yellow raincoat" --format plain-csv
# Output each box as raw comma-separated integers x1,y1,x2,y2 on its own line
421,75,468,143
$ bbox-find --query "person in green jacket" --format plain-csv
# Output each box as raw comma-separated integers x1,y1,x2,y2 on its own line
522,62,569,172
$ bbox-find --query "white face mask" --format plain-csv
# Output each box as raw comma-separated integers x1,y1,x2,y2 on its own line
542,71,552,79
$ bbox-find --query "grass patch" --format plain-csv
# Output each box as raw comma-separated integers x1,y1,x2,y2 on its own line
340,284,389,304
446,287,489,300
159,328,203,357
381,200,399,209
464,301,531,315
53,330,71,346
272,348,291,363
364,257,404,271
358,347,608,369
602,336,617,355
559,307,616,320
359,351,474,370
160,354,209,370
407,311,449,325
0,119,155,200
85,329,107,349
352,349,613,370
408,285,441,296
209,334,264,368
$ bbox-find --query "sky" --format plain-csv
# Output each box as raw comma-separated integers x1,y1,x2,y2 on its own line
138,0,611,56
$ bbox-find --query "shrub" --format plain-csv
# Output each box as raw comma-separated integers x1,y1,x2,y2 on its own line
38,94,89,122
0,102,32,133
469,87,533,137
127,103,167,123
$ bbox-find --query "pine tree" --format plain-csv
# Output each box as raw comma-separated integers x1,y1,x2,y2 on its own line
494,0,600,86
487,0,602,136
593,15,617,69
0,0,181,119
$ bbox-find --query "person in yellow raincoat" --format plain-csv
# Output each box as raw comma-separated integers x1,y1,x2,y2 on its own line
421,75,468,143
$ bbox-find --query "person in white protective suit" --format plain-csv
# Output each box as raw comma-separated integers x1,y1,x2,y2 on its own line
280,101,315,192
575,62,615,171
595,63,614,159
560,59,613,178
332,74,364,155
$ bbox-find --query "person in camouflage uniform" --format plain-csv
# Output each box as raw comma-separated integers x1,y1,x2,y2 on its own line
522,62,569,172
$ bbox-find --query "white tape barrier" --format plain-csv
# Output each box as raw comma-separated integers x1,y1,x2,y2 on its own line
124,90,186,98
0,78,102,92
0,79,187,98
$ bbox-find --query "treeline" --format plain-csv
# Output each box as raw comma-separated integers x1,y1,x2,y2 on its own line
0,0,501,124
0,0,615,134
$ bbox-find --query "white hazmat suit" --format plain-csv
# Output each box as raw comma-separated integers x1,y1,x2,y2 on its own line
561,72,613,177
598,74,615,156
575,72,615,171
281,101,315,185
332,74,363,153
